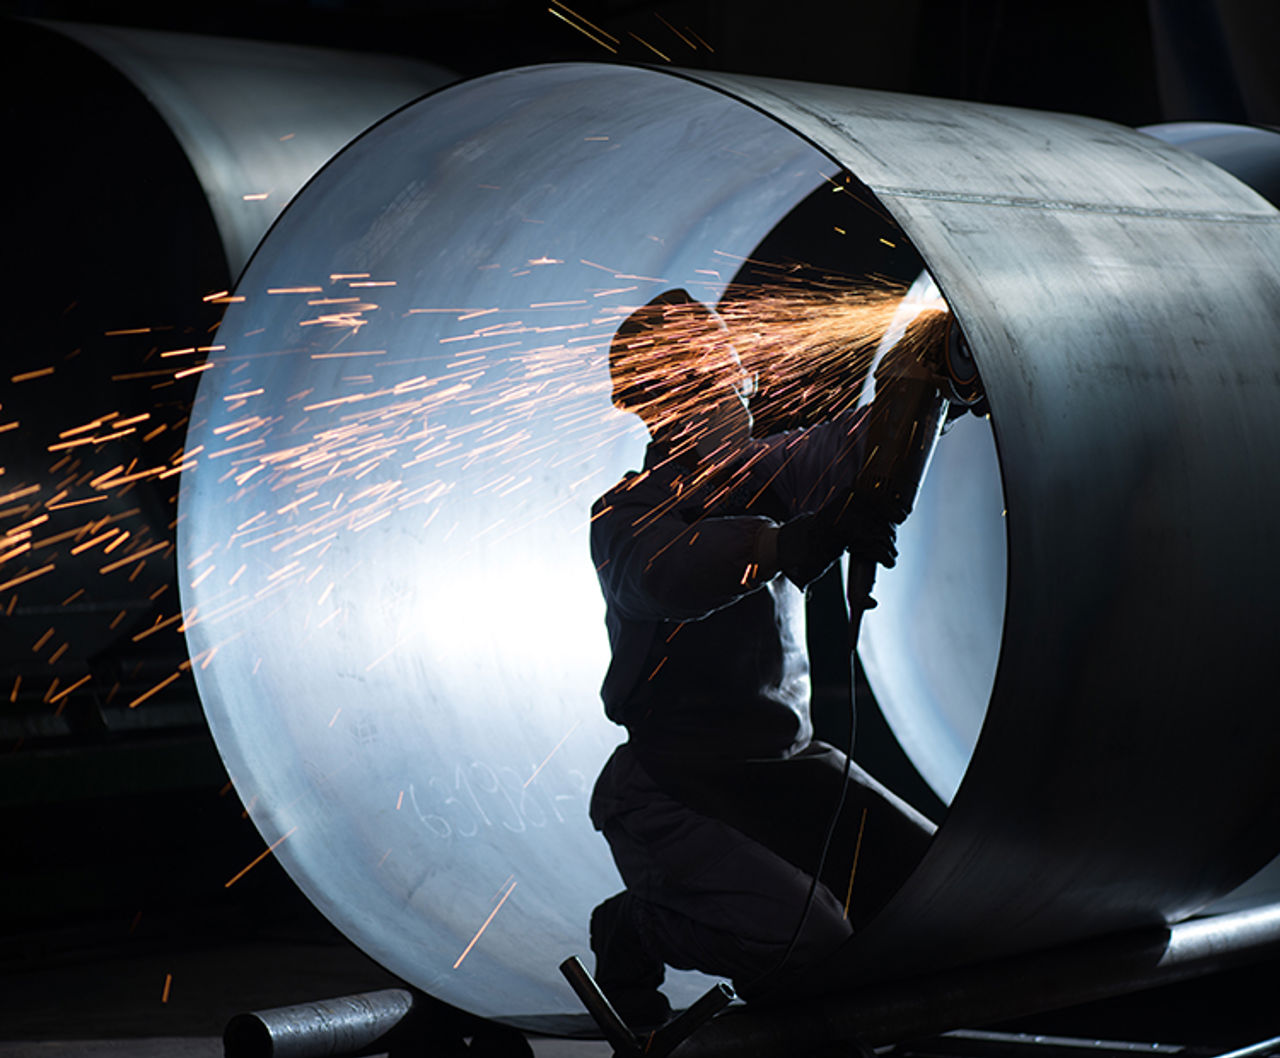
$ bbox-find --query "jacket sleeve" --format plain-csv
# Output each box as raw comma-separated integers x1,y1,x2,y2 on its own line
763,406,870,518
591,484,777,623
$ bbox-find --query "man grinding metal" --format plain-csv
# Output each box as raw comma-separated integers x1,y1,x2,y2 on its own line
587,287,951,1022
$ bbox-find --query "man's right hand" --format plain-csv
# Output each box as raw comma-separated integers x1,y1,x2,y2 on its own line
775,490,897,589
841,497,899,568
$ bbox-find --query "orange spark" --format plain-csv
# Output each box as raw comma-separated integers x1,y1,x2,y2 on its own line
628,30,671,61
132,613,183,643
309,350,387,359
0,539,32,564
101,541,167,574
19,513,68,539
549,0,618,45
454,879,518,969
174,362,214,380
49,674,92,704
843,807,869,920
102,530,131,555
686,24,714,51
129,671,181,709
225,826,298,888
0,485,41,505
9,367,54,383
70,528,120,555
364,635,410,672
47,495,107,510
0,563,54,593
548,6,618,53
523,721,581,788
655,12,695,49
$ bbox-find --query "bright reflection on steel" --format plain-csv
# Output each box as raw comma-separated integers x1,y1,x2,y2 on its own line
179,64,1280,1027
178,64,860,1024
860,273,1005,804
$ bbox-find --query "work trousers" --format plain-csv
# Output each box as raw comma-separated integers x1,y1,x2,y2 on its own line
590,741,937,997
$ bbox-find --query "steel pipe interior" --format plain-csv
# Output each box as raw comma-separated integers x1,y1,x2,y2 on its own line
177,65,1280,1028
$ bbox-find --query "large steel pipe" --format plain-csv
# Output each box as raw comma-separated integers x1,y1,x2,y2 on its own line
176,64,1280,1028
223,989,418,1058
1140,122,1280,209
682,902,1280,1055
0,21,449,706
36,19,454,278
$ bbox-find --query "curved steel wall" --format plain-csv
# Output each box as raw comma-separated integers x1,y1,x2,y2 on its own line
47,20,454,277
1140,121,1280,209
694,71,1280,985
0,21,450,713
176,64,1280,1023
1135,119,1280,921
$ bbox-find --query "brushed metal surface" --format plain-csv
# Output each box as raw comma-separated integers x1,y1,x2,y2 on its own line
0,21,451,695
1136,119,1280,921
1140,121,1280,208
178,64,840,1023
47,20,452,276
691,69,1280,983
178,63,1280,1022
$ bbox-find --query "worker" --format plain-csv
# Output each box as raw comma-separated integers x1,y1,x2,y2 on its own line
587,288,937,1023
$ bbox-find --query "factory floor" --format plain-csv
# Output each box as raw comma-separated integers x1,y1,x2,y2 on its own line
8,733,1277,1058
0,917,612,1058
5,918,1280,1058
3,875,1277,1058
0,885,614,1058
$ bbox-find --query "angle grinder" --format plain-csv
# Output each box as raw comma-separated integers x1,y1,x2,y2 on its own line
848,313,985,623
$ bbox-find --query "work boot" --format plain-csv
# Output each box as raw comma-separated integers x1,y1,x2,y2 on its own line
589,891,671,1029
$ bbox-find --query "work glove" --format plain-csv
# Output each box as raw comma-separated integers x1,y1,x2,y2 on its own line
775,490,897,590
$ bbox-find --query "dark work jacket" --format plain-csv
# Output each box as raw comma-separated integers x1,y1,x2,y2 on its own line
590,408,869,762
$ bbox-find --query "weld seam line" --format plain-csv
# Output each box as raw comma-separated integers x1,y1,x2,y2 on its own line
871,185,1280,223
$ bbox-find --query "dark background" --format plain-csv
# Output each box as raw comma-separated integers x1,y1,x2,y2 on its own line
6,0,1280,125
2,0,1278,1047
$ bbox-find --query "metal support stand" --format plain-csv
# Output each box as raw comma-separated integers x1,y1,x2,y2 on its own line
222,986,517,1058
1210,1036,1280,1058
223,988,427,1058
559,955,735,1058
